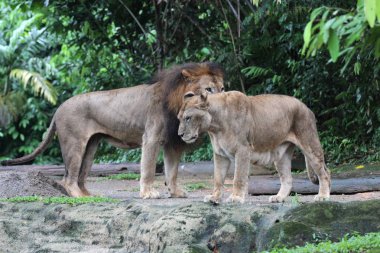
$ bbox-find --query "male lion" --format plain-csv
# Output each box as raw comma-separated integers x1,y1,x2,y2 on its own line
2,62,224,198
178,91,331,203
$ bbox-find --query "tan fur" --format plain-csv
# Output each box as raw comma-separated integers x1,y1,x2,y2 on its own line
2,63,224,198
178,91,331,203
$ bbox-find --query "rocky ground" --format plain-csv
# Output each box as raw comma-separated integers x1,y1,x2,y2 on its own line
0,162,379,252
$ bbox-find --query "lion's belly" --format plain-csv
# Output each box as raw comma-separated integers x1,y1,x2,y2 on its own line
105,134,143,149
250,151,275,166
250,142,291,166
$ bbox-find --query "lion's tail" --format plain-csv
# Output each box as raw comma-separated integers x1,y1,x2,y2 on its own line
1,116,56,166
306,158,319,185
305,157,330,185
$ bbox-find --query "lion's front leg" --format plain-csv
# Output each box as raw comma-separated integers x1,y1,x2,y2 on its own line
163,146,187,198
205,153,230,204
226,148,249,204
140,133,161,199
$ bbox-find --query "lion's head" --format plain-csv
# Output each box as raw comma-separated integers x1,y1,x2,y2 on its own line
152,62,224,148
178,92,211,144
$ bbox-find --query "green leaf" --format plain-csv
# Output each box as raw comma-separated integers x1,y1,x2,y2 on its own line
376,0,380,22
354,62,361,75
375,38,380,58
303,21,313,49
252,0,259,7
328,30,340,62
364,0,376,27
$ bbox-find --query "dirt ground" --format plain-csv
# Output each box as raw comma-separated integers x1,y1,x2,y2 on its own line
1,162,380,205
84,173,380,205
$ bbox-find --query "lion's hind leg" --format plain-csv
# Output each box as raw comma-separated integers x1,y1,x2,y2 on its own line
305,157,319,185
78,135,101,196
297,140,331,201
269,143,295,203
59,136,89,197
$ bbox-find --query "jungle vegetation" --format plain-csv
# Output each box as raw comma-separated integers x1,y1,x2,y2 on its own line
0,0,379,165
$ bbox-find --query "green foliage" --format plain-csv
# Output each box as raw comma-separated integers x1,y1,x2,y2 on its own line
184,182,209,192
0,0,379,165
302,0,380,69
105,173,140,181
265,232,380,253
0,196,119,205
182,137,214,162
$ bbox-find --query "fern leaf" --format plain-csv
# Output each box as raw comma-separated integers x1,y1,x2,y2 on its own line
10,69,57,105
241,65,273,79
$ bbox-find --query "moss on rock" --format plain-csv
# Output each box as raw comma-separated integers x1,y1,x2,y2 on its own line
261,200,380,251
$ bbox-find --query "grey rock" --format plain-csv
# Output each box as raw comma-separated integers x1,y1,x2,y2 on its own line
0,200,379,252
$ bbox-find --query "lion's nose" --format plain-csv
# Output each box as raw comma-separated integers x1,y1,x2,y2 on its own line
179,132,184,137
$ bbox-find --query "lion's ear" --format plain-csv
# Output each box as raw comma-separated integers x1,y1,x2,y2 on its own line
184,91,195,101
181,69,192,78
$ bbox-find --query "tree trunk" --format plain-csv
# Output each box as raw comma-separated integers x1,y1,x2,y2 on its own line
154,0,165,69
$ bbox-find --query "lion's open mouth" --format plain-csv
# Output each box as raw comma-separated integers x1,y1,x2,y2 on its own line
181,136,198,143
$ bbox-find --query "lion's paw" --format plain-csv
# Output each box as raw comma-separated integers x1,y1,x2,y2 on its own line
314,194,330,202
169,188,188,198
204,194,221,204
226,194,245,204
140,188,160,199
269,195,286,203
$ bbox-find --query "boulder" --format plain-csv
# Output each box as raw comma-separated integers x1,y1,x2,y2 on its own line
0,200,379,252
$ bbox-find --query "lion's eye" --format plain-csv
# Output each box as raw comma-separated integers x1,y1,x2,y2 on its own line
205,87,212,93
221,87,225,92
185,116,191,122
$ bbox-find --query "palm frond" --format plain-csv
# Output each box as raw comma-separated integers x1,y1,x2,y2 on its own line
241,65,273,79
10,69,57,105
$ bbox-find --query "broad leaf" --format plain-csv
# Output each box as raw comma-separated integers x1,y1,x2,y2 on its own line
327,30,339,62
303,21,312,49
364,0,376,27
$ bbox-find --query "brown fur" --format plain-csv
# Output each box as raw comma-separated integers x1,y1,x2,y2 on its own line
2,62,224,198
178,91,331,203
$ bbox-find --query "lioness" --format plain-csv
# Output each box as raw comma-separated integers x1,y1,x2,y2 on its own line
2,62,224,198
178,91,331,203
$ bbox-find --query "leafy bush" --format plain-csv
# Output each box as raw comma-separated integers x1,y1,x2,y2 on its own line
265,232,380,253
0,0,379,165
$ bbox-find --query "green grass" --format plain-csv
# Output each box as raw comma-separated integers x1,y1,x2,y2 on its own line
329,163,380,174
264,232,380,253
184,182,209,192
105,173,141,180
0,196,119,205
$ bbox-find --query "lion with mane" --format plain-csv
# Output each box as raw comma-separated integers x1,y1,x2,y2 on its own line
2,62,224,198
178,91,331,203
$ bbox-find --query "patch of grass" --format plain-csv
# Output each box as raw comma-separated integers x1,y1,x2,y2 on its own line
0,196,119,205
329,163,380,174
264,232,380,253
0,196,42,203
185,182,209,192
105,173,141,180
290,193,301,206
